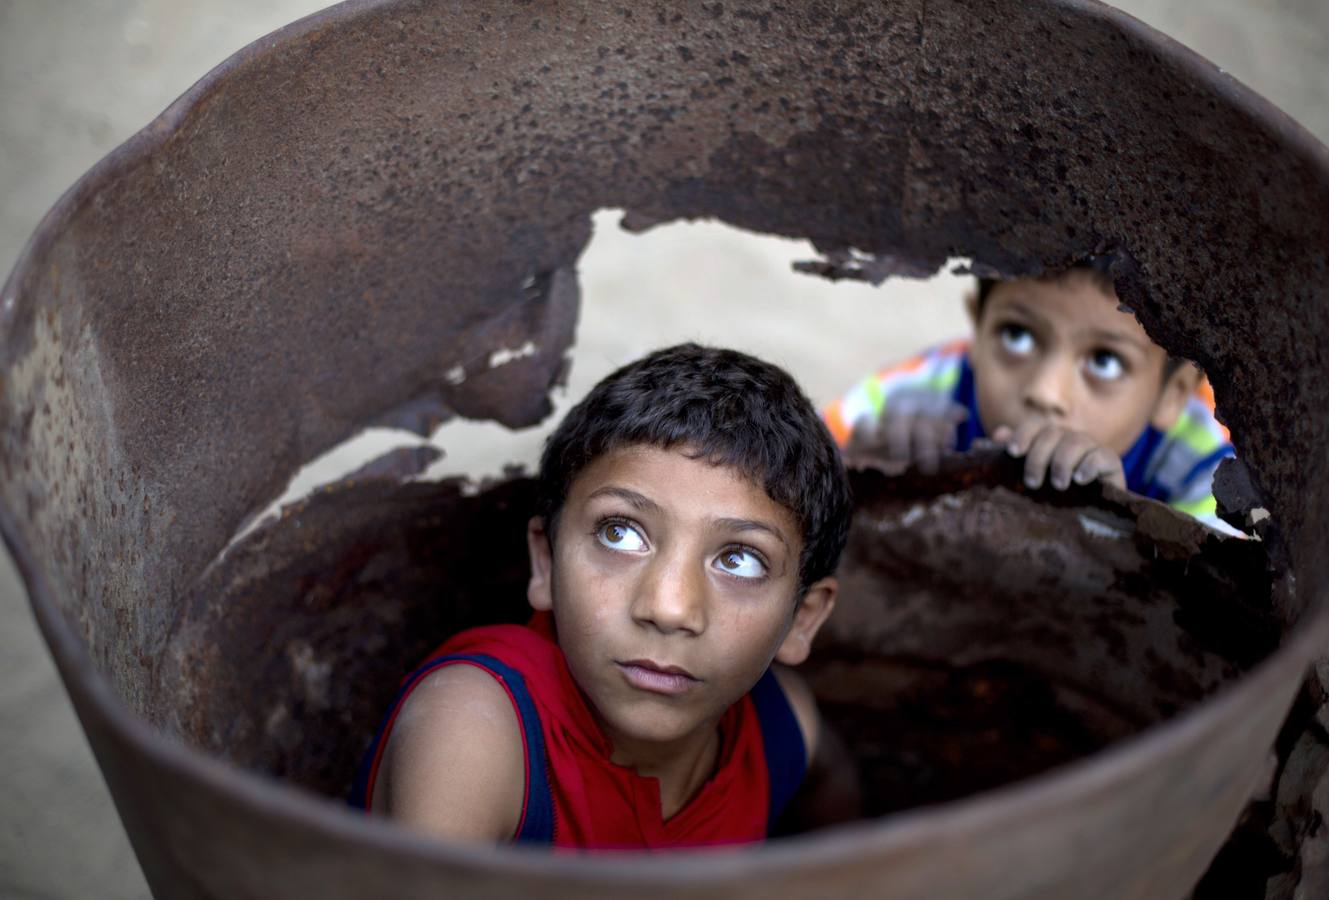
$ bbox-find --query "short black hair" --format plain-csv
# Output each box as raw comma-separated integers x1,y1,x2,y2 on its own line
537,343,851,592
974,261,1116,319
975,265,1184,380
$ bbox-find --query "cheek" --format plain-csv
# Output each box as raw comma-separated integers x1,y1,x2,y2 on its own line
561,573,616,623
1079,386,1153,452
975,374,1018,427
551,551,617,620
972,350,1015,396
714,596,794,653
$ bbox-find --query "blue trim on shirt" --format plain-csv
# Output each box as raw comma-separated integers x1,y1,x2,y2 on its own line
348,736,377,810
952,355,986,452
750,669,808,832
1120,426,1166,497
348,652,555,844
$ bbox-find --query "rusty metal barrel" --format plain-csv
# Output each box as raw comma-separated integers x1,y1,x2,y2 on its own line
2,0,1327,897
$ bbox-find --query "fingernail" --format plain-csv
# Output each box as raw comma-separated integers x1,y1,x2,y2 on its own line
1052,475,1068,490
1074,469,1093,484
1008,443,1023,456
1024,473,1040,488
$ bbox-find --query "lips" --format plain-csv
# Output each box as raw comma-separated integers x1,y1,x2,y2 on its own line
616,659,700,696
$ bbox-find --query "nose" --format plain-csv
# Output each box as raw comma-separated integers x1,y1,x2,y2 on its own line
630,553,707,636
1022,355,1073,419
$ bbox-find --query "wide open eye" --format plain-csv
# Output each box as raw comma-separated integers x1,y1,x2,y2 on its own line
1085,349,1126,382
998,323,1035,356
714,547,767,580
596,520,647,552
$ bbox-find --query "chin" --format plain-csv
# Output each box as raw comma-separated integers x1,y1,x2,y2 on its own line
605,702,709,745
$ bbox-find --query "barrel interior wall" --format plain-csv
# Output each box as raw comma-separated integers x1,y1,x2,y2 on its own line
48,109,583,592
4,0,598,671
0,237,181,719
156,476,538,796
825,496,1264,720
805,461,1282,817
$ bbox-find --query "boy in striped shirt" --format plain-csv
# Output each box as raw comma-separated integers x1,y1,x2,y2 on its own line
824,266,1236,533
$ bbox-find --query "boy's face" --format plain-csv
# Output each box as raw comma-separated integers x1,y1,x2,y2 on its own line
968,274,1190,455
526,444,836,753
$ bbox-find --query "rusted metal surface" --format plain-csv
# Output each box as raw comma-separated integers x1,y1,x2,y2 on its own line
809,452,1281,818
2,0,1328,897
165,474,537,794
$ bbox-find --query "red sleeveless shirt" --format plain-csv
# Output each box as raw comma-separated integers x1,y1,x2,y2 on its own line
351,612,807,849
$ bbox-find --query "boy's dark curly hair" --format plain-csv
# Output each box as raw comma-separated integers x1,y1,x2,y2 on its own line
974,259,1117,315
537,343,851,593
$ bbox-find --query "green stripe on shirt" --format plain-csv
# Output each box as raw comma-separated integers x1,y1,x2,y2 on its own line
1166,411,1225,457
925,365,962,396
863,375,887,418
1172,493,1218,518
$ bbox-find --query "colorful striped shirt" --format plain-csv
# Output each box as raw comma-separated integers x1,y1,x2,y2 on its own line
823,341,1237,534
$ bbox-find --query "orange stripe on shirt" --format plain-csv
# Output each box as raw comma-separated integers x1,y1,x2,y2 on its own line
1194,377,1230,442
824,401,852,448
870,338,970,383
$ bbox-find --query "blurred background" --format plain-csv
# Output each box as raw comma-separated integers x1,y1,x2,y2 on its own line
2,1,1327,897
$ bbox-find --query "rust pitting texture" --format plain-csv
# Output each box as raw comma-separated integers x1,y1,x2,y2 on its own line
161,474,536,793
806,454,1278,818
1,0,1327,898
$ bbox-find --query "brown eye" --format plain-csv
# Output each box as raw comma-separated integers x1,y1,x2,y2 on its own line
1085,349,1126,381
713,547,766,579
596,520,645,551
998,323,1035,356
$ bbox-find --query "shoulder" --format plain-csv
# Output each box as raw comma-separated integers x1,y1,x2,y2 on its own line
823,339,969,443
1162,389,1231,454
375,662,527,842
438,618,559,665
770,664,821,762
1149,391,1234,496
867,339,969,388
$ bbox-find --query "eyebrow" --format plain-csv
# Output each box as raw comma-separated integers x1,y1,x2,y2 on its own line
586,486,664,516
1001,300,1049,330
713,517,792,554
1082,327,1149,352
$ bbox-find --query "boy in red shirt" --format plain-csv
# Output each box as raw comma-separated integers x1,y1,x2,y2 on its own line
353,343,853,849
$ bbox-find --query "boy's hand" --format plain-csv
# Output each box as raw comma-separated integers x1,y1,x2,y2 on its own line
846,403,969,475
993,418,1125,491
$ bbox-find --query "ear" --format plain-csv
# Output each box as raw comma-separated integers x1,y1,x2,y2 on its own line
526,516,554,612
1150,362,1202,433
774,577,838,667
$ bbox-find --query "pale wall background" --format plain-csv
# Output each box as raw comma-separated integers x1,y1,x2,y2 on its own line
1,1,1327,897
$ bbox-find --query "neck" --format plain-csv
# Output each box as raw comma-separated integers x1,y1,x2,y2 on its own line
603,717,722,820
